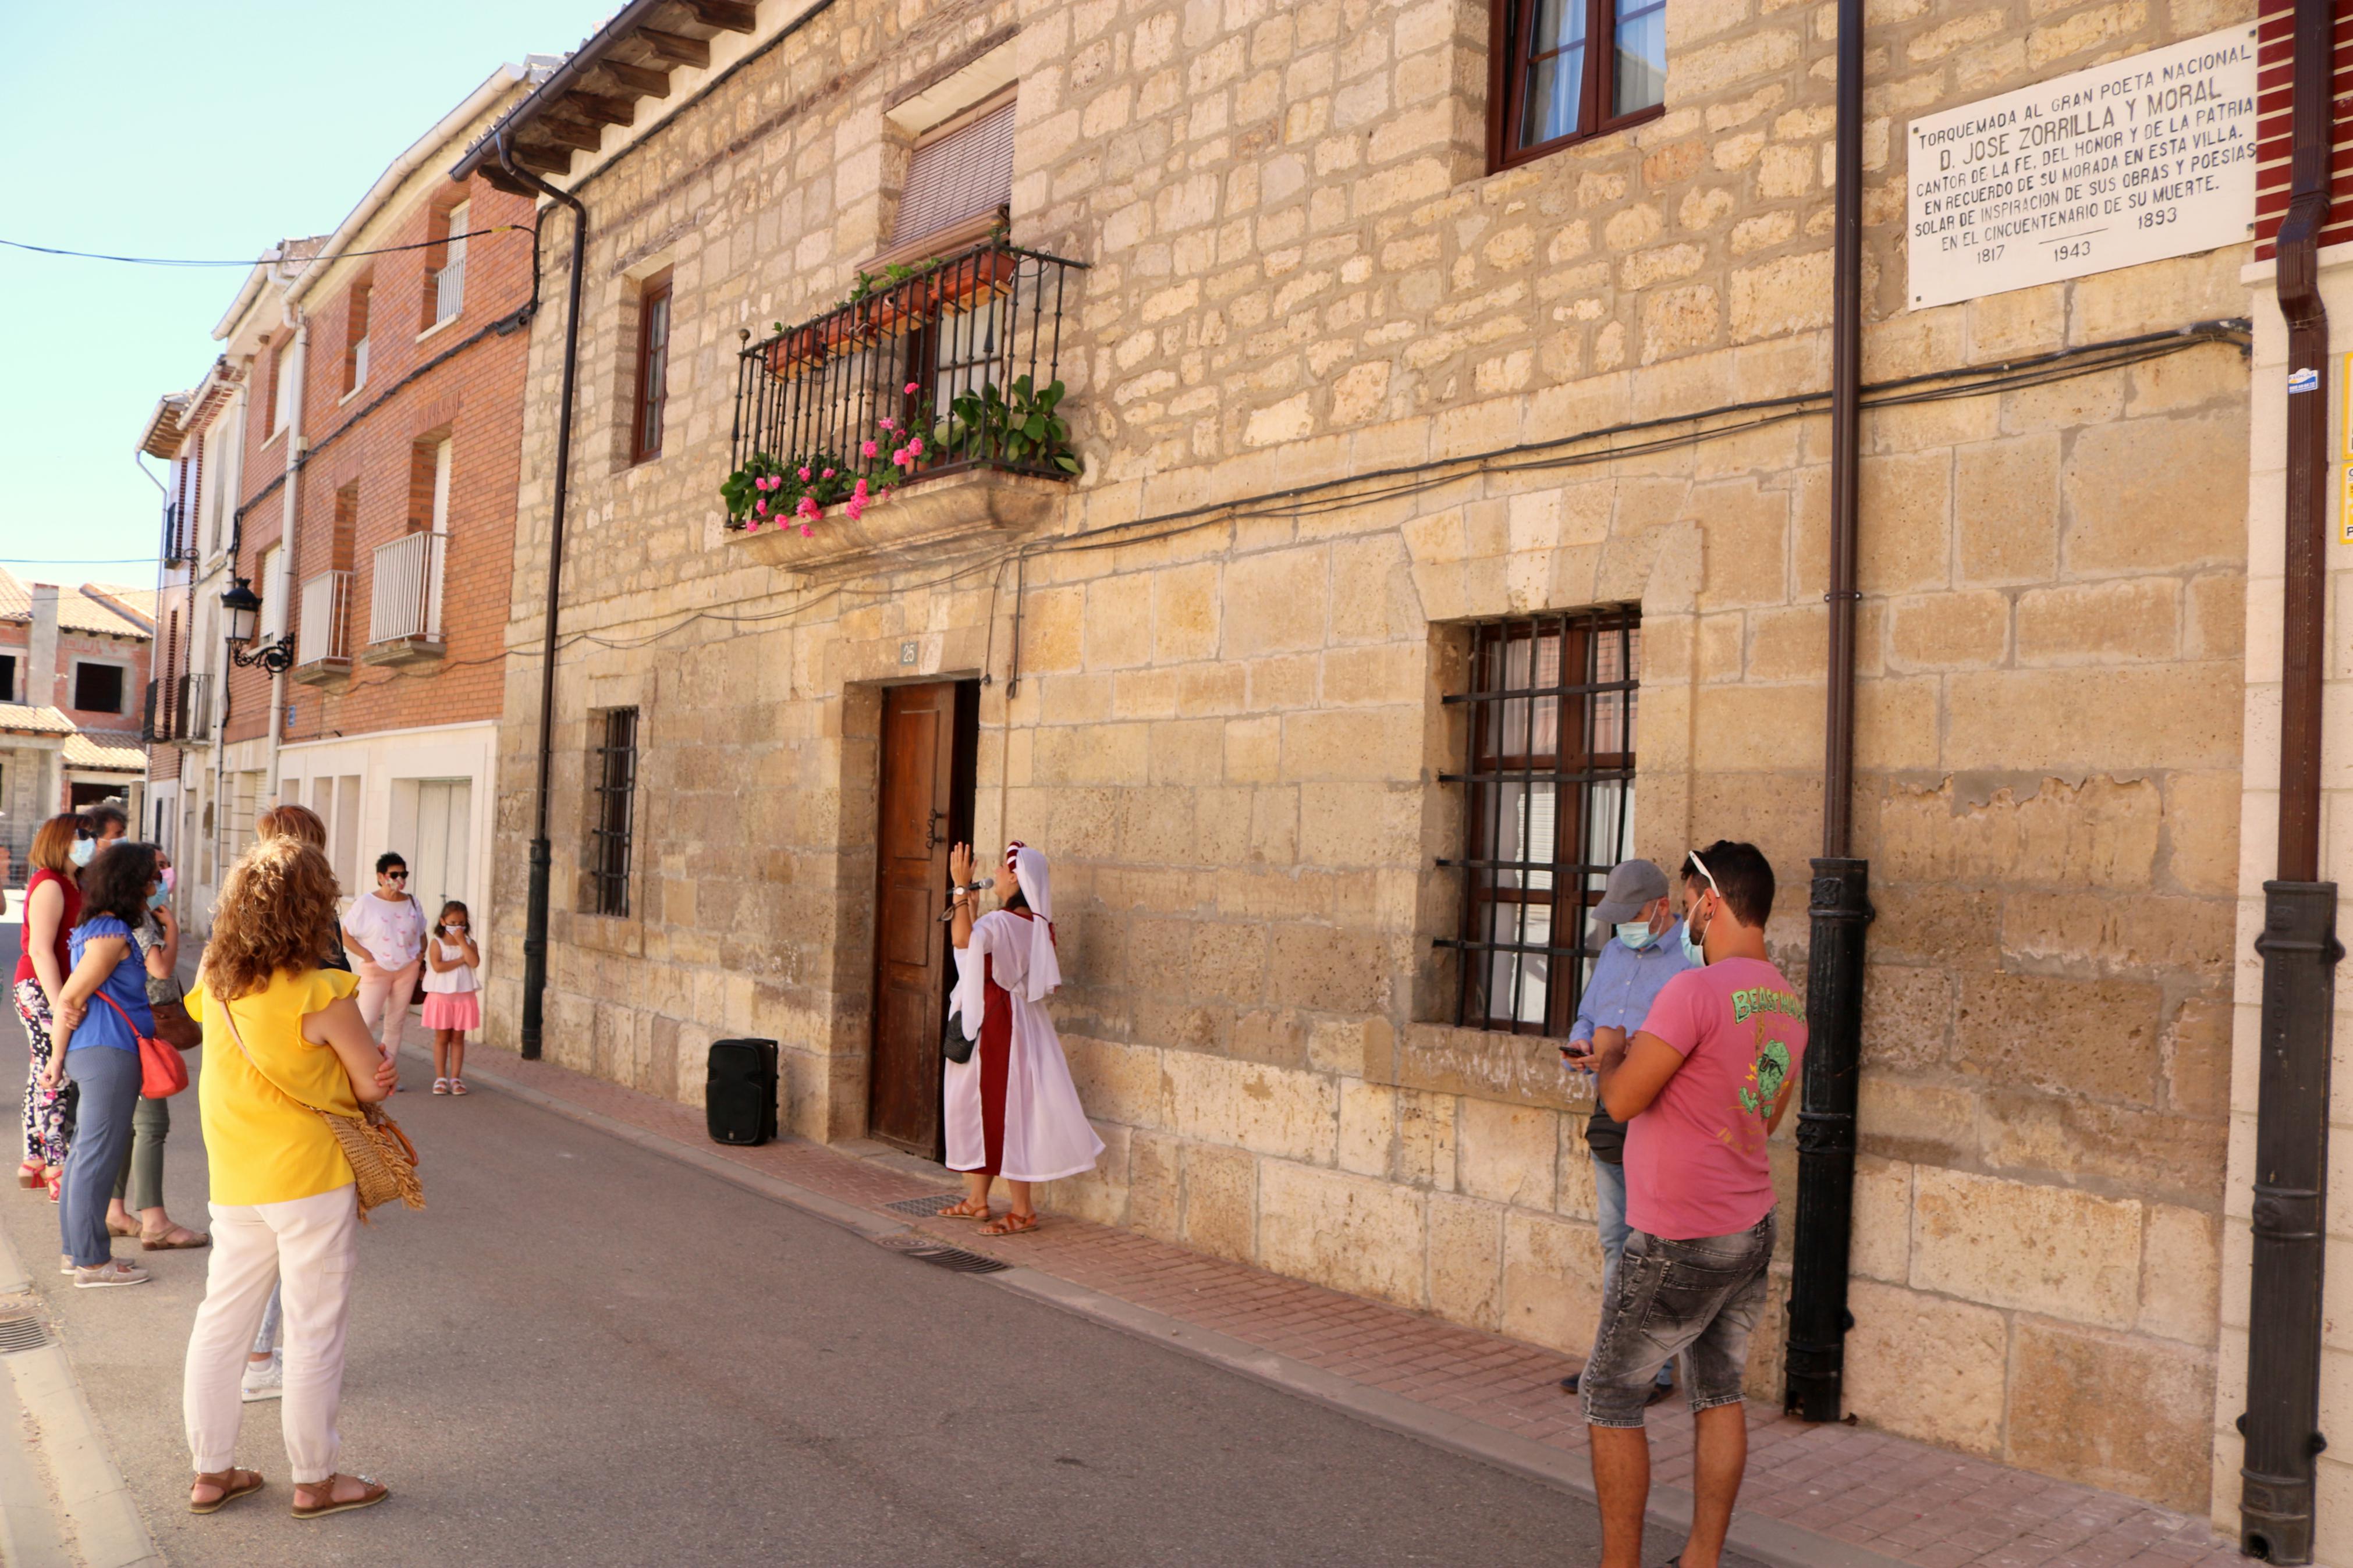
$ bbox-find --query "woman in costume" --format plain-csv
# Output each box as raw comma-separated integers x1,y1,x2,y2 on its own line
939,841,1103,1235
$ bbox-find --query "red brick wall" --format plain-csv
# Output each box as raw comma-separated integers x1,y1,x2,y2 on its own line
55,631,150,730
225,175,533,746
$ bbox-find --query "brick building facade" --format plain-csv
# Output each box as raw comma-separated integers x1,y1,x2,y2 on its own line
0,571,153,872
147,65,548,927
456,0,2275,1534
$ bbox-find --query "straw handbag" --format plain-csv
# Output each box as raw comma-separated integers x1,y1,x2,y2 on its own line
217,997,424,1218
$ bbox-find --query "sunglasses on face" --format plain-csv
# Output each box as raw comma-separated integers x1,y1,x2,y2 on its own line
386,871,409,880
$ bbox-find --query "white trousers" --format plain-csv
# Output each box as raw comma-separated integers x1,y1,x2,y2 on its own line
352,959,420,1057
183,1184,359,1482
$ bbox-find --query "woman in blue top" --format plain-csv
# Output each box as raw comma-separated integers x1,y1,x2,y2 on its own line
40,842,169,1288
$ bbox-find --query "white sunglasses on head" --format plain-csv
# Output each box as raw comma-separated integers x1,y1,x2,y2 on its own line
1686,851,1723,905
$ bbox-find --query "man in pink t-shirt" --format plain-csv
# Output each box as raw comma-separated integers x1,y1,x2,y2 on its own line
1584,840,1807,1568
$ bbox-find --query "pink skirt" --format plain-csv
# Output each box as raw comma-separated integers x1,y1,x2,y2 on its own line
420,991,481,1032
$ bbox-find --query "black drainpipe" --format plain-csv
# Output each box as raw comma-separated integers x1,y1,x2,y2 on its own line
1784,0,1871,1424
2241,1,2340,1558
494,130,588,1062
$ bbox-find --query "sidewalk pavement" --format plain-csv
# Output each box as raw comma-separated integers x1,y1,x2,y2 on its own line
414,1027,2244,1568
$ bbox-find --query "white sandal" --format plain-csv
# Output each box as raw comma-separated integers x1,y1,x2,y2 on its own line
431,1078,450,1094
448,1078,469,1096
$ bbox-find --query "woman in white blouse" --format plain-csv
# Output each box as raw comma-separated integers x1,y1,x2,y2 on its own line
338,853,424,1073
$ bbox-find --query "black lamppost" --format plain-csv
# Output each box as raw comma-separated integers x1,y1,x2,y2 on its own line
221,577,293,674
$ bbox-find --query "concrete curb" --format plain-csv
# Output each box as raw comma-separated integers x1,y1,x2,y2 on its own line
0,1221,163,1568
452,1050,1907,1568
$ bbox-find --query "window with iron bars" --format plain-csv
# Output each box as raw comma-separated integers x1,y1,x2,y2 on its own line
587,708,638,918
1438,609,1639,1036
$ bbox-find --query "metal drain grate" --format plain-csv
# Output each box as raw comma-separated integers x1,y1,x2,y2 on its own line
883,1194,963,1217
0,1314,49,1354
872,1234,1010,1274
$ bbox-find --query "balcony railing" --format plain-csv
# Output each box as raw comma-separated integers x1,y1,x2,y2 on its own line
369,532,444,649
433,259,464,326
178,673,211,741
161,502,194,566
149,672,212,744
297,570,352,668
727,238,1084,529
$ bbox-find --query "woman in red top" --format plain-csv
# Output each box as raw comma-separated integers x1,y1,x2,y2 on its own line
15,814,90,1195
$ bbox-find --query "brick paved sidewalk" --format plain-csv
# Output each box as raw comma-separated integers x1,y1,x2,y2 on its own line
427,1037,2244,1568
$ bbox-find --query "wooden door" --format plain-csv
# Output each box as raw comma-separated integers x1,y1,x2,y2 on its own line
869,684,957,1153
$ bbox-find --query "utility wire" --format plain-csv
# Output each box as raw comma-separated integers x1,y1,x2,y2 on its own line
0,226,525,268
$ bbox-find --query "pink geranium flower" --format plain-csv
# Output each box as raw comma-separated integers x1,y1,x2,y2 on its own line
800,524,812,537
797,465,812,481
754,499,768,516
796,495,821,520
904,381,920,394
844,497,865,522
878,417,896,432
821,467,835,479
861,439,878,458
907,437,924,457
853,477,869,498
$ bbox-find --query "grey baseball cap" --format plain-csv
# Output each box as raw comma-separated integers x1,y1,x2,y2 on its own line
1585,859,1671,950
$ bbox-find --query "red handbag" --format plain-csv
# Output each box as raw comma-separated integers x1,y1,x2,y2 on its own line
97,991,187,1100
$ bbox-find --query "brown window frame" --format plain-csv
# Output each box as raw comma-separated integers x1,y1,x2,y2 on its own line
1439,608,1641,1037
1486,0,1666,173
587,707,638,918
631,274,673,465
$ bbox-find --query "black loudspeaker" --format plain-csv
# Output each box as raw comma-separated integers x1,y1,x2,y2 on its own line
707,1039,779,1146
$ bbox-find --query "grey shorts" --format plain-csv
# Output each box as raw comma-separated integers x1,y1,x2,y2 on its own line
1579,1211,1776,1429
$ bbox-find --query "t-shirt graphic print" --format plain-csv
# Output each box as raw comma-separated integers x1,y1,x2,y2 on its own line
1621,957,1809,1242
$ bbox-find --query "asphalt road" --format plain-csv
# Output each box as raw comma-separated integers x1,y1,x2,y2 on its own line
0,923,1629,1567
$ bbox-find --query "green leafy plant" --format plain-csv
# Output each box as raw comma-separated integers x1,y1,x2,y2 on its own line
938,375,1081,475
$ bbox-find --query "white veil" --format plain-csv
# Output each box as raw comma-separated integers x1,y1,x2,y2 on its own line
1007,842,1061,1001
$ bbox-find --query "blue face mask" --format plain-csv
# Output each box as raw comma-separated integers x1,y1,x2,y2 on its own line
1616,922,1658,951
147,885,168,911
69,837,95,868
1680,903,1710,967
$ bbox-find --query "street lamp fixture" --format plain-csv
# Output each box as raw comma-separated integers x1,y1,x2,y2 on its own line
221,577,293,673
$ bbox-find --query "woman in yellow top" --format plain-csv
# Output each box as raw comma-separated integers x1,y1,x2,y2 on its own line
179,836,397,1521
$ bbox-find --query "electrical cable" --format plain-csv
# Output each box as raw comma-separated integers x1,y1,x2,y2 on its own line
0,227,525,268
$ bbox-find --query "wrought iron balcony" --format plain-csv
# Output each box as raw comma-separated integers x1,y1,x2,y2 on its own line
365,532,445,666
725,237,1084,558
293,569,354,689
161,502,194,567
433,259,464,327
150,672,212,744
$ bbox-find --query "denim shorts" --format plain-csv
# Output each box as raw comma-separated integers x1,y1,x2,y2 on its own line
1579,1210,1776,1429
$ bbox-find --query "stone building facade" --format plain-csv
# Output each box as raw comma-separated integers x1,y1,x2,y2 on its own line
477,0,2259,1527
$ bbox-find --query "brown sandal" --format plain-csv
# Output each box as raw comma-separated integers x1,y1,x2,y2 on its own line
189,1467,264,1514
291,1473,389,1519
141,1225,210,1251
936,1197,992,1221
980,1210,1039,1236
106,1215,140,1239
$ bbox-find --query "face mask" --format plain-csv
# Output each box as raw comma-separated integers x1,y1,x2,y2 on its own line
69,837,95,868
1680,901,1711,967
1616,922,1658,951
147,885,169,912
161,866,176,895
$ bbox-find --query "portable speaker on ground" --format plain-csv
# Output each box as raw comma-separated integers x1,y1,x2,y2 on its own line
707,1039,779,1146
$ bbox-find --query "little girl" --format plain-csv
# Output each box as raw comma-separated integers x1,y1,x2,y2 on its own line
420,901,480,1095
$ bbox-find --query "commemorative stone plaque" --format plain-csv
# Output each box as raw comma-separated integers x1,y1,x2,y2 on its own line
1906,25,2258,311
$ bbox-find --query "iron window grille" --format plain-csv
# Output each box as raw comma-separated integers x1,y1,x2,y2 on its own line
1488,0,1667,171
1436,609,1640,1036
729,236,1084,493
588,707,638,918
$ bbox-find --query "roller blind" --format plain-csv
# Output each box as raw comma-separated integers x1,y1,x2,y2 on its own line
892,97,1015,246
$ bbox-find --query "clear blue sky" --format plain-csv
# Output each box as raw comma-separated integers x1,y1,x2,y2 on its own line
0,1,605,594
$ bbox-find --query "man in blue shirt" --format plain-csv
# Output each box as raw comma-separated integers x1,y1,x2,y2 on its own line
1559,858,1692,1399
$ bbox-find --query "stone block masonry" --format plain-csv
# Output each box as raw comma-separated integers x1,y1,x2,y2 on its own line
485,0,2255,1524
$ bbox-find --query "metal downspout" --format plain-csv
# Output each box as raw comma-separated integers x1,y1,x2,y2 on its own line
1784,0,1871,1423
494,130,587,1062
2241,0,2341,1558
265,302,307,808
